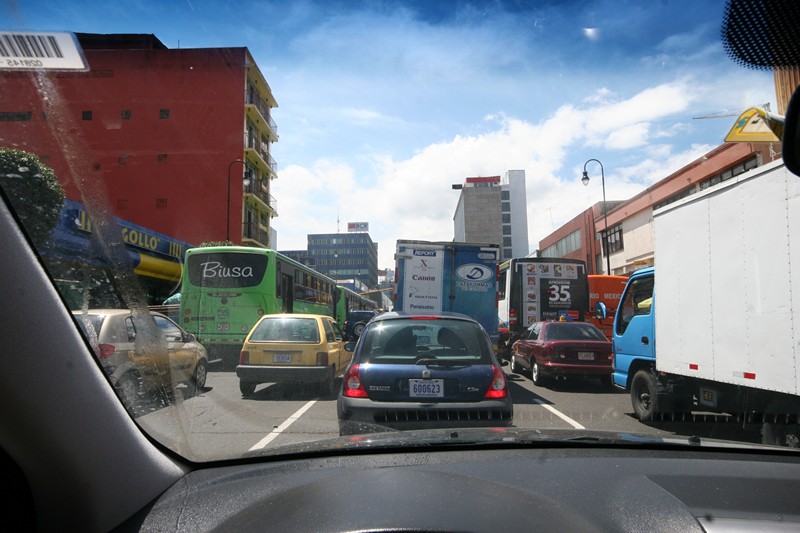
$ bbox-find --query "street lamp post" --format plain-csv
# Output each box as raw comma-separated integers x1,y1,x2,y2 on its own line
227,159,246,242
581,159,611,275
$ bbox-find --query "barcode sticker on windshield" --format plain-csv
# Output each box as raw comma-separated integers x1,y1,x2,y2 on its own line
0,31,88,71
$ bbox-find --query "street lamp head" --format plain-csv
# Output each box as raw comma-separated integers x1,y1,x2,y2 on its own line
581,171,590,186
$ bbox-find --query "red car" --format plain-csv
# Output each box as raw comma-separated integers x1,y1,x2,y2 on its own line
510,321,612,388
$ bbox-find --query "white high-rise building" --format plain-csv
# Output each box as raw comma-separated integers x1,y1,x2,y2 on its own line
452,170,529,260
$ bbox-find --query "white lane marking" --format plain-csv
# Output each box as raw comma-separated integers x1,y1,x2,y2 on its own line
249,399,318,451
533,398,586,430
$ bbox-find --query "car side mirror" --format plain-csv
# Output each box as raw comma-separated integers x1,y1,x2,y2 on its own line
344,342,356,352
595,302,608,320
185,333,197,342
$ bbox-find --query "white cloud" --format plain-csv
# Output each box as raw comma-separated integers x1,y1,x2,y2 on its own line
273,80,709,267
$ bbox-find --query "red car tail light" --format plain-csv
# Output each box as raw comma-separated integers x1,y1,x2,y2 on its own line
240,350,250,365
98,343,116,359
316,352,329,366
343,364,368,398
484,365,508,399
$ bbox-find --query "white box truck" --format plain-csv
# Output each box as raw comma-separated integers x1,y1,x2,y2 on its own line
597,160,800,445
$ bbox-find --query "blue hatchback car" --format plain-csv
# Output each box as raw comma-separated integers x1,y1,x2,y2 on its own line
337,312,513,435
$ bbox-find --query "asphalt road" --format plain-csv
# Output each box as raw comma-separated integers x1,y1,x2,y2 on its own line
137,368,765,460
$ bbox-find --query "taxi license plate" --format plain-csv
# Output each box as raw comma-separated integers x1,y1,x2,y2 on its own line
409,379,443,398
577,352,595,360
273,353,292,363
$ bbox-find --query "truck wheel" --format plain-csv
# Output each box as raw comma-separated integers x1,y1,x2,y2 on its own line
631,370,659,421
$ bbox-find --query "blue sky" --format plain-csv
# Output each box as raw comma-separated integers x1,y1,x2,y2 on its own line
4,1,776,269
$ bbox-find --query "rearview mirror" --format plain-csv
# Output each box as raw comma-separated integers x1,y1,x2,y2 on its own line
595,302,608,320
784,85,800,176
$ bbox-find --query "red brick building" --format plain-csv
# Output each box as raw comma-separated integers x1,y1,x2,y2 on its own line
539,142,779,274
1,33,278,249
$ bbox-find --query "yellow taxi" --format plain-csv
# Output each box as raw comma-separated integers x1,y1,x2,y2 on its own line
236,314,350,397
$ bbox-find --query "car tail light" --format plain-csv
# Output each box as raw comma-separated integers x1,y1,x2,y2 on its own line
316,352,329,366
343,364,368,398
98,344,116,359
509,308,518,326
240,350,250,365
484,365,508,399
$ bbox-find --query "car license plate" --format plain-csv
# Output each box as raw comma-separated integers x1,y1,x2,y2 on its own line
577,352,595,360
409,379,443,398
273,353,292,363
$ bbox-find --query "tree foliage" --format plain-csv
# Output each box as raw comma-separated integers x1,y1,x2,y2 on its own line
0,148,65,248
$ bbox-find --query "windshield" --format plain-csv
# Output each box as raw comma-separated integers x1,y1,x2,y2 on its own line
1,0,797,464
542,323,608,342
359,318,493,364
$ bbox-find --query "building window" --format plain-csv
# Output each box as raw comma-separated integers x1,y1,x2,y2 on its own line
541,229,581,258
501,191,510,200
501,201,511,213
502,214,511,224
0,111,32,121
502,226,511,235
121,110,132,120
503,237,512,247
82,110,92,120
159,108,170,119
602,226,624,255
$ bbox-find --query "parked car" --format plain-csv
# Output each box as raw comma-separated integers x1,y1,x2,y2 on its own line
343,309,379,340
510,321,613,387
72,309,208,407
237,314,349,396
338,311,512,435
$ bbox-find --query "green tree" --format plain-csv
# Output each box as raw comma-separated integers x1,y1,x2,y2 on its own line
0,148,65,248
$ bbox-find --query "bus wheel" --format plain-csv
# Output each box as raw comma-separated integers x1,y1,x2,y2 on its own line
239,381,256,397
631,370,659,421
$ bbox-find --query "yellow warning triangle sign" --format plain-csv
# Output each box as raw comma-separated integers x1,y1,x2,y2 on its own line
725,107,784,142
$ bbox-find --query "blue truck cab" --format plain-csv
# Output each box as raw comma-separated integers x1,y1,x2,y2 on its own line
597,268,665,419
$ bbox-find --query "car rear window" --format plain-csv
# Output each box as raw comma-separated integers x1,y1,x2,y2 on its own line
544,323,607,342
249,317,320,343
358,319,492,364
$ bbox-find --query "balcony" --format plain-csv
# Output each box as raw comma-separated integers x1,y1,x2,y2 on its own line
245,99,278,142
244,133,278,177
243,181,278,217
242,222,269,247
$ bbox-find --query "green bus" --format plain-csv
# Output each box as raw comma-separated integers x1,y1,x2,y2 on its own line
180,246,343,369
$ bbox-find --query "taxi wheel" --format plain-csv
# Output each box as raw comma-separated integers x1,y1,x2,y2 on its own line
319,377,336,397
239,380,256,397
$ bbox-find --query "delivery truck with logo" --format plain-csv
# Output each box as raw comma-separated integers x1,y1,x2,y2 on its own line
393,240,500,351
596,160,800,446
498,257,590,354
